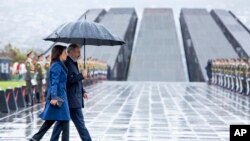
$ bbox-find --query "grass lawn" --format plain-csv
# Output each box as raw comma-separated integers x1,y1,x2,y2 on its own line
0,81,25,91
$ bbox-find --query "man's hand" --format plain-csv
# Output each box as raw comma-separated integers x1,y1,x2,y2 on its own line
82,69,88,78
83,93,89,100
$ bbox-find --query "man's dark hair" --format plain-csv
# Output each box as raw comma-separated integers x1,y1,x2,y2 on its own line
67,44,80,53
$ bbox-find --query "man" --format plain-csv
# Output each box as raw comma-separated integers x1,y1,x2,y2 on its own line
211,59,217,84
230,59,237,91
223,59,229,88
51,44,92,141
205,59,212,85
25,50,35,106
245,58,250,95
235,58,241,92
44,55,50,98
228,59,234,89
239,58,247,94
35,54,44,103
44,55,50,79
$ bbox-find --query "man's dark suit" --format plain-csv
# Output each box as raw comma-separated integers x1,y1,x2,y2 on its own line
51,56,92,141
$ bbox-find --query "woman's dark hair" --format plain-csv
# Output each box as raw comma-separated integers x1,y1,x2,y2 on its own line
51,45,67,64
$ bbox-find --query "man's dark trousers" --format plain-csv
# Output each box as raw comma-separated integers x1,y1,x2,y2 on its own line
51,108,91,141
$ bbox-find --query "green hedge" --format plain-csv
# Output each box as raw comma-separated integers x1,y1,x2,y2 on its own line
0,81,25,91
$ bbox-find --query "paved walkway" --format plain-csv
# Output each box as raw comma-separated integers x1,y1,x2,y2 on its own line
0,82,250,141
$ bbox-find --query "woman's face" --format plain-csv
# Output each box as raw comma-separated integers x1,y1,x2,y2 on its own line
60,49,67,61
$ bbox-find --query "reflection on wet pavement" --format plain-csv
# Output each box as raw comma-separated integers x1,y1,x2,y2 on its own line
0,82,250,141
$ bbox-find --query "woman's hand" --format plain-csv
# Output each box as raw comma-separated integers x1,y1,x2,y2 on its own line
50,99,58,106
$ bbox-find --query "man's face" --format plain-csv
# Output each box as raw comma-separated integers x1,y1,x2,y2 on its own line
46,56,50,61
71,47,81,60
28,53,33,58
39,56,44,61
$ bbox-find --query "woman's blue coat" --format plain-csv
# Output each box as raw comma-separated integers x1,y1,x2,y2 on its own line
39,60,70,121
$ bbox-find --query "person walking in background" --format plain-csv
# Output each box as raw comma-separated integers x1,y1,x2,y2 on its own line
51,44,92,141
25,50,35,106
30,45,70,141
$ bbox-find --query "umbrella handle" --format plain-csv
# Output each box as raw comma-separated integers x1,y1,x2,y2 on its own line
84,40,86,69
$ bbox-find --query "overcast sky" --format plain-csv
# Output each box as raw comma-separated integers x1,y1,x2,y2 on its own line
0,0,249,52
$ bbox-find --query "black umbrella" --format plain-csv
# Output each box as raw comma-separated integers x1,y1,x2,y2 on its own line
44,20,125,68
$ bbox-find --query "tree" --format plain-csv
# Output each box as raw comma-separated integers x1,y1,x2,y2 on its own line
0,43,26,63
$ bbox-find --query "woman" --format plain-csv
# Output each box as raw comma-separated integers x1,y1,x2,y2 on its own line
30,45,70,141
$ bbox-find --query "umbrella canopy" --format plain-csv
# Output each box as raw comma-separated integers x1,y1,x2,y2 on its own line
44,21,125,46
44,20,125,68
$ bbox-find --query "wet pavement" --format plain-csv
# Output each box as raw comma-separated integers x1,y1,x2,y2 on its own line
0,81,250,141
